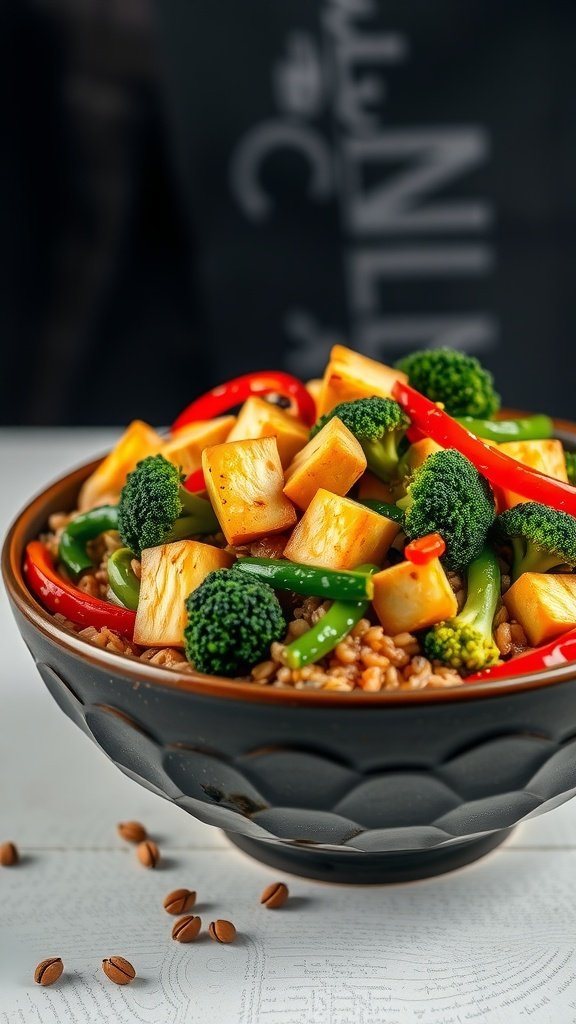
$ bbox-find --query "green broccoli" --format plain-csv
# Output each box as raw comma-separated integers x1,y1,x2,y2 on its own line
118,454,218,557
395,347,500,419
184,569,286,677
495,501,576,580
564,450,576,486
309,396,410,481
397,448,495,571
423,545,501,673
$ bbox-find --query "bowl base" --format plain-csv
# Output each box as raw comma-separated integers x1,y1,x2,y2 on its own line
225,829,513,884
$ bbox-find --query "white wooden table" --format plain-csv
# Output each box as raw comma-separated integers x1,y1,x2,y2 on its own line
2,429,576,1024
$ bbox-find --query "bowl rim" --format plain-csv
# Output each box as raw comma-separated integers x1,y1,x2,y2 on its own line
4,421,576,708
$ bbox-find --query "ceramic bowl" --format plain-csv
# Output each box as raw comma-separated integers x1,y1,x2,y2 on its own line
5,421,576,883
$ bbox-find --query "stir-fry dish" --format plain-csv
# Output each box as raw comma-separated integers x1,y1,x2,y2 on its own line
24,346,576,692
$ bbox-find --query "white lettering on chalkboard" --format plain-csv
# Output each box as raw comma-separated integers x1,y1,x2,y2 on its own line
229,0,497,369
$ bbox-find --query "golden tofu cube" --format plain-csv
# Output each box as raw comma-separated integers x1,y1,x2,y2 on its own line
498,440,568,509
357,472,398,504
371,558,458,635
134,540,233,647
161,416,236,475
78,420,163,511
316,344,407,417
405,438,443,472
226,396,309,467
202,436,297,545
503,572,576,646
283,488,398,569
283,417,367,511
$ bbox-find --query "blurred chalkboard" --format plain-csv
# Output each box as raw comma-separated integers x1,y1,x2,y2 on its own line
155,0,576,419
2,1,575,423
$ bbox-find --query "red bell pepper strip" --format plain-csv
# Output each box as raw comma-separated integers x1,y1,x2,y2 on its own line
392,381,576,516
171,371,316,431
467,627,576,682
405,533,446,565
183,467,206,493
406,424,426,444
24,541,136,639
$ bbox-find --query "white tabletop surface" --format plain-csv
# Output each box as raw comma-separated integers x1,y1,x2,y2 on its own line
3,428,576,1024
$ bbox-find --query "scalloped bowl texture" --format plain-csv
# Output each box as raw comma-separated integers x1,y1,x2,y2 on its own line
5,424,576,883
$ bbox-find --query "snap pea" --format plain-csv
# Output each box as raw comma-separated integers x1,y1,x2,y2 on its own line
233,557,374,601
455,414,553,443
59,505,119,579
283,564,379,670
107,548,141,610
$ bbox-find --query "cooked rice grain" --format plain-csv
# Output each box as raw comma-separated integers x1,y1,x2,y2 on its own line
37,520,527,693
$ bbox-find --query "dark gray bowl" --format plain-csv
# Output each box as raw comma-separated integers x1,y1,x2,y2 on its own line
5,423,576,883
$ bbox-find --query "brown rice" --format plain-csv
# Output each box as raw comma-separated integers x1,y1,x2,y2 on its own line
39,521,531,692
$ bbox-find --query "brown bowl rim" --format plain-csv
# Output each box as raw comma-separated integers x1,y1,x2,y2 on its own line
4,420,576,708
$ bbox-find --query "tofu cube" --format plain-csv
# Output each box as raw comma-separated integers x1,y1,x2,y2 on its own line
226,396,309,467
202,436,297,545
134,540,233,647
78,420,163,511
161,416,236,475
371,558,458,635
283,488,398,569
405,438,443,472
498,440,568,509
357,472,397,504
283,417,367,510
316,344,407,417
503,572,576,646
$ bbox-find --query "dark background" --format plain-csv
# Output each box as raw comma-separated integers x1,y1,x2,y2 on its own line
1,0,575,426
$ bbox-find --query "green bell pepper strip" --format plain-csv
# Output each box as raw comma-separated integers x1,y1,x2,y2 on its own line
59,505,119,580
283,564,379,670
107,548,141,610
356,498,404,525
233,557,374,601
454,414,553,443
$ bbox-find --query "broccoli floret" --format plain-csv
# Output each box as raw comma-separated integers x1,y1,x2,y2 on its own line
397,449,495,571
424,546,501,673
118,454,218,557
310,397,410,481
495,501,576,580
184,569,286,677
395,347,500,419
565,450,576,486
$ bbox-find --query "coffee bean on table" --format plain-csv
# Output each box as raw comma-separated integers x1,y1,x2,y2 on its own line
172,915,202,943
117,821,147,844
208,920,236,944
0,842,19,866
34,958,63,986
102,957,136,985
260,882,289,909
163,888,196,915
136,840,160,868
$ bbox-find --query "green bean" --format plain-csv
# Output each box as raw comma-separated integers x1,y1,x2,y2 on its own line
283,564,379,670
107,548,140,610
233,558,374,600
356,499,404,524
59,505,119,579
455,414,553,443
